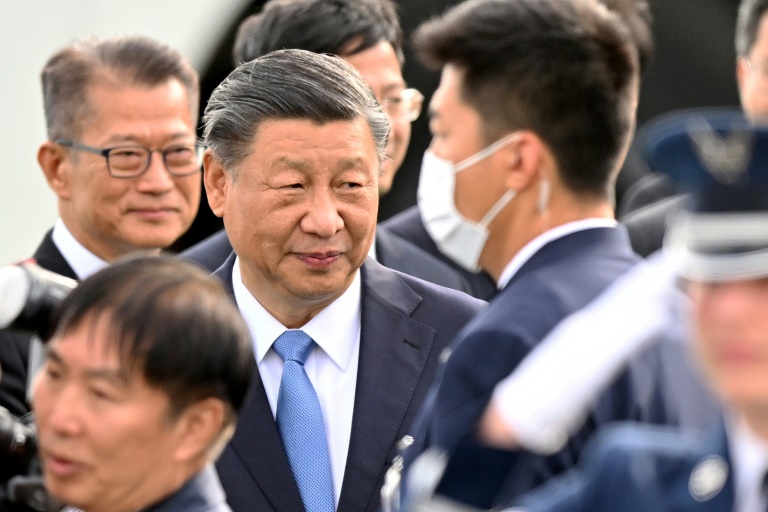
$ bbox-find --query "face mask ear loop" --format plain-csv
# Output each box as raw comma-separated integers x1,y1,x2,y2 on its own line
479,188,517,229
454,132,520,172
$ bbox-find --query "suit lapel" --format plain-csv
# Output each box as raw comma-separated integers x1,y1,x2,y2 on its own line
32,229,77,279
230,369,306,511
337,260,437,512
215,255,305,511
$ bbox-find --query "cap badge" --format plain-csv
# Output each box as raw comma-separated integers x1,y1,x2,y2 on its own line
688,118,752,184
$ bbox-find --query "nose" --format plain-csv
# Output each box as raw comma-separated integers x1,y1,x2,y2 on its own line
300,188,344,238
135,151,175,194
34,381,84,439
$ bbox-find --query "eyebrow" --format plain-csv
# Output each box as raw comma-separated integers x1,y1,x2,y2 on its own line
278,157,370,172
46,346,128,385
104,132,193,146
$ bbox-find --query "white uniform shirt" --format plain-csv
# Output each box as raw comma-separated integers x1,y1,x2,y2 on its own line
729,415,768,512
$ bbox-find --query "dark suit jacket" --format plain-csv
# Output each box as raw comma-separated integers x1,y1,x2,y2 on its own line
380,206,498,300
0,230,76,417
403,226,679,508
621,195,687,258
213,255,486,512
518,421,734,511
147,464,232,512
181,226,472,294
617,173,676,220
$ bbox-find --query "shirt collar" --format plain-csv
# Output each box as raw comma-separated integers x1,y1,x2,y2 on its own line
728,414,768,510
51,219,109,280
368,232,377,261
232,256,361,371
497,218,618,290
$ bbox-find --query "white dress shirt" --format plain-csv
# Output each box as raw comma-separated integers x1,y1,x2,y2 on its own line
51,219,109,280
728,414,768,512
496,218,618,290
232,258,361,507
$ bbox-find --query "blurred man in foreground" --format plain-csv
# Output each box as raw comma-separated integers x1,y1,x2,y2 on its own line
34,256,253,512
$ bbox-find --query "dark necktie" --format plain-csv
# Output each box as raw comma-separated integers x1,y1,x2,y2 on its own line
273,330,335,512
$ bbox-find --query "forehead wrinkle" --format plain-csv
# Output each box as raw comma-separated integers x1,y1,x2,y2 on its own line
274,155,371,173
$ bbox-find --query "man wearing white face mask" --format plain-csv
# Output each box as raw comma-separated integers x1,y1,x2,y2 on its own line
382,0,655,301
388,0,679,509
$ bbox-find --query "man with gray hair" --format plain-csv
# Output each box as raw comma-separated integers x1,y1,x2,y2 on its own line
182,0,475,296
203,49,485,512
0,34,202,418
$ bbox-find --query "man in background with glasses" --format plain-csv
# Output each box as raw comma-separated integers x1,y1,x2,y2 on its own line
181,0,472,294
0,34,202,418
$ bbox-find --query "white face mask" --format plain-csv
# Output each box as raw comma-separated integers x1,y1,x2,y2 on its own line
417,134,519,272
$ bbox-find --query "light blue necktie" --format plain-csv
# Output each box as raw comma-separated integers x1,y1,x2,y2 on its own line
273,330,335,512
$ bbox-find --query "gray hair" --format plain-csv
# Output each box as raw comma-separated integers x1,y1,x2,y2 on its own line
203,48,389,178
41,35,199,141
736,0,768,57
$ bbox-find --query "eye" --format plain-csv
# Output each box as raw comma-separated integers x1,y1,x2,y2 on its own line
43,363,62,381
164,144,196,163
110,148,145,159
88,386,116,402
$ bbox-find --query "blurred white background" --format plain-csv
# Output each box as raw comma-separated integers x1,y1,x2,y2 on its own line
0,0,246,265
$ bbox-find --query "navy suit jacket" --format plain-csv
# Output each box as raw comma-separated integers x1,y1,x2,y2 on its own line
0,230,76,417
181,226,472,294
146,465,232,512
518,422,735,511
403,226,683,508
212,254,486,512
379,206,498,300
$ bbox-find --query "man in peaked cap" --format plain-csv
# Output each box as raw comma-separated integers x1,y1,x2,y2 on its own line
470,109,768,511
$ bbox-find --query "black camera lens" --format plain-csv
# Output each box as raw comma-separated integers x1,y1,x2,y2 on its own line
0,263,77,340
0,408,37,484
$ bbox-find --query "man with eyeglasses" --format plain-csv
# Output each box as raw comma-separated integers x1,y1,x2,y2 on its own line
181,0,473,294
0,35,201,418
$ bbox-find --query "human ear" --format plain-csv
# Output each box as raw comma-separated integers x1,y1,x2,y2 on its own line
38,142,73,200
172,398,227,463
203,150,229,218
499,132,543,192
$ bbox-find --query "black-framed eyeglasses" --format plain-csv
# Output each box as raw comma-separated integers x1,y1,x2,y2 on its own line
55,139,206,178
380,88,424,123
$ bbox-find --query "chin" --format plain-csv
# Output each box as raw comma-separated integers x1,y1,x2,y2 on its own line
129,231,185,250
45,483,90,512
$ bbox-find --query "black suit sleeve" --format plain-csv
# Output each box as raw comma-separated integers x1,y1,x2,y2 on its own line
0,329,32,417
